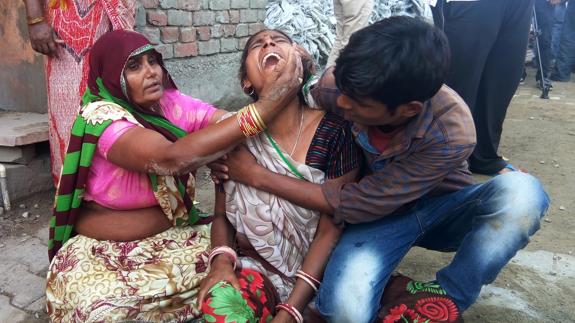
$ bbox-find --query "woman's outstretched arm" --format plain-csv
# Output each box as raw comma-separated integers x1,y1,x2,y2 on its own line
107,45,304,175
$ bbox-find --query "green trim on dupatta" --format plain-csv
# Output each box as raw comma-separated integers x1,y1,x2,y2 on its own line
48,78,204,260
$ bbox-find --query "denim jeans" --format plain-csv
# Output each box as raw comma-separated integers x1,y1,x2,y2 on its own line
552,2,575,81
316,172,550,323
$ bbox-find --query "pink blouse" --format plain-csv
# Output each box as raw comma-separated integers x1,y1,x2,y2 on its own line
83,89,217,210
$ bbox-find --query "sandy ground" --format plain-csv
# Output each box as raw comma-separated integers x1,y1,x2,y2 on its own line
0,67,573,322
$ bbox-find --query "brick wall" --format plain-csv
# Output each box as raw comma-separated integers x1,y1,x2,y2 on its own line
136,0,268,60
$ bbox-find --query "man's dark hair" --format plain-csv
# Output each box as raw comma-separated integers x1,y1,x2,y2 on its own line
334,16,450,113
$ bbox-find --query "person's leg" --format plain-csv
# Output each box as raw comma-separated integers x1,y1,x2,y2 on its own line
326,0,373,68
551,3,567,60
414,172,549,311
552,2,575,81
439,0,502,113
316,209,423,323
534,0,555,80
468,0,534,174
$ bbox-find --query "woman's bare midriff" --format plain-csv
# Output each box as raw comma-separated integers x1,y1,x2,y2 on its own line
75,202,172,241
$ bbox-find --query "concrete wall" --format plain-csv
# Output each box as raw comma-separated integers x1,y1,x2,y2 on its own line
0,1,47,113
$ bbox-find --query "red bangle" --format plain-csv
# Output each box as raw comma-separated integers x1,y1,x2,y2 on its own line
296,269,321,286
276,303,303,323
208,246,237,270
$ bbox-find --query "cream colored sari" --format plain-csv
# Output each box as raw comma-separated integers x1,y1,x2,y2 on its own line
224,131,326,301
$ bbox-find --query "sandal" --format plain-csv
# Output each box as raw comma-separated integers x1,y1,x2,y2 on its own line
378,273,463,323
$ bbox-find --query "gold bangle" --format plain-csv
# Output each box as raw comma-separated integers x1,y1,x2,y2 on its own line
27,16,45,25
249,104,267,130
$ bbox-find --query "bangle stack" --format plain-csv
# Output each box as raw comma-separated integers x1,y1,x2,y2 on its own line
276,303,303,323
27,16,45,25
237,103,266,137
208,246,237,270
295,269,321,292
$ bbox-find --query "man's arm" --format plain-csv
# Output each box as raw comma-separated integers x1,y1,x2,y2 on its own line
213,139,473,224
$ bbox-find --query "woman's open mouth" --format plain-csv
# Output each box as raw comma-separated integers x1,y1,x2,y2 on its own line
261,52,282,71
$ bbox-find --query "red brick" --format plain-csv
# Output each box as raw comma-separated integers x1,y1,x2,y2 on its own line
221,24,237,37
229,10,240,23
147,10,167,26
174,42,199,58
161,27,179,43
180,27,197,43
177,0,201,10
141,0,160,9
197,26,211,41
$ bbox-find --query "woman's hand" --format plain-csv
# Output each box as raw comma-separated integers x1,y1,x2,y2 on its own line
208,144,261,185
270,310,295,323
258,44,303,104
197,256,240,306
28,22,63,57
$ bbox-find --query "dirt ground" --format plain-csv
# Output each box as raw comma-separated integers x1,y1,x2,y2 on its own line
0,66,573,322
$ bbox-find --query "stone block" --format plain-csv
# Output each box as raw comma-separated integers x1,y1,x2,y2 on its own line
34,226,49,244
141,0,160,9
160,0,177,9
0,261,46,308
215,10,230,23
0,112,48,147
0,145,35,164
147,10,168,26
210,0,230,10
161,26,180,43
221,24,237,37
229,10,240,23
220,38,238,53
231,0,250,9
198,39,221,55
174,42,199,57
240,9,258,23
250,0,267,9
248,22,265,35
1,236,50,275
136,3,147,27
156,44,174,59
235,23,249,37
177,0,202,11
180,27,197,42
211,24,223,38
0,295,27,323
167,9,193,26
238,36,250,50
258,8,266,21
138,27,161,44
193,10,215,26
26,296,46,313
3,155,52,202
197,26,211,41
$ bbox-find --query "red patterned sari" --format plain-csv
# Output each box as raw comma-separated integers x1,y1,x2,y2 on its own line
46,0,135,182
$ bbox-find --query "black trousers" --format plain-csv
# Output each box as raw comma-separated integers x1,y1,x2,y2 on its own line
432,0,534,174
534,0,555,79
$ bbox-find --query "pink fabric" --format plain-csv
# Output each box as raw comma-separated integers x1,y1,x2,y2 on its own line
83,89,217,210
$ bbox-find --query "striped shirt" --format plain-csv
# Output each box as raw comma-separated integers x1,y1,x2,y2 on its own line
318,85,477,224
306,112,362,179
